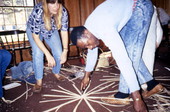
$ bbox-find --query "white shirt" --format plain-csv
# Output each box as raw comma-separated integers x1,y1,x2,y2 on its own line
84,0,140,93
84,0,134,72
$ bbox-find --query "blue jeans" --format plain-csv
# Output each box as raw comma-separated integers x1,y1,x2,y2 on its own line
0,50,11,97
26,27,62,80
118,0,154,93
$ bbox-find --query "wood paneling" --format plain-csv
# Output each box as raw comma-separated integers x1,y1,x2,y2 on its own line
79,0,95,25
64,0,105,27
94,0,105,8
152,0,170,15
64,0,169,27
64,0,81,27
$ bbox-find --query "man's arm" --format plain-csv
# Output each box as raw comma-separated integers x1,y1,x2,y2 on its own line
81,47,98,91
100,29,140,93
85,47,98,71
81,71,91,91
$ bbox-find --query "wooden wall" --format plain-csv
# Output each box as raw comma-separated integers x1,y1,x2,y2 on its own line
152,0,170,15
64,0,170,27
64,0,105,27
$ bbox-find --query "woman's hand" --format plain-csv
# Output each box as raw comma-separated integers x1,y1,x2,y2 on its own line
32,34,56,68
60,49,68,64
46,53,56,67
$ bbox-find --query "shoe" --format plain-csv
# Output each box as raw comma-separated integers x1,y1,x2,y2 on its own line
33,84,42,93
101,95,130,105
56,75,66,81
142,84,164,98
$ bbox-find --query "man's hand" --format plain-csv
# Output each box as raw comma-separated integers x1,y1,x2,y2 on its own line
131,90,148,112
46,53,56,67
81,72,91,91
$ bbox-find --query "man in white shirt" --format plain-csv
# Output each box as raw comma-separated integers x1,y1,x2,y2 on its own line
70,0,155,111
112,6,164,104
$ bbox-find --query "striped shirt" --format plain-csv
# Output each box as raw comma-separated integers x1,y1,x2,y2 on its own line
27,3,68,39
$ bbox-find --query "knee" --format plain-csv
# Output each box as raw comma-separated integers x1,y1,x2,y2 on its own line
53,50,62,58
0,50,11,65
32,49,43,59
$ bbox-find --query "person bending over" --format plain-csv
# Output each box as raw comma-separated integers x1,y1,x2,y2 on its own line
102,6,164,106
70,0,154,111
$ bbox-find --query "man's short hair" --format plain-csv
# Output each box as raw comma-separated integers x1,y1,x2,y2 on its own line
70,26,86,45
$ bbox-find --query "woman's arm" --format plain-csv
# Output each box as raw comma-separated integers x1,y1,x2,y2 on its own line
60,30,68,50
32,33,56,67
60,30,69,64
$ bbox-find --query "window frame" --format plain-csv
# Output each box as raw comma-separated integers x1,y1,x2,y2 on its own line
0,0,36,31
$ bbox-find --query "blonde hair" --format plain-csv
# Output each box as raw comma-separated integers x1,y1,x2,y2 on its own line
55,4,62,30
36,0,41,4
42,0,63,31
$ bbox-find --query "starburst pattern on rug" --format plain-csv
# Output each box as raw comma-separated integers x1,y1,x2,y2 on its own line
39,79,130,112
41,66,170,112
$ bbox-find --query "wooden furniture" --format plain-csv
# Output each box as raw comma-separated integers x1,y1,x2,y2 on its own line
0,30,31,65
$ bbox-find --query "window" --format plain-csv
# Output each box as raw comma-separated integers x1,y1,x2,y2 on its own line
0,0,35,31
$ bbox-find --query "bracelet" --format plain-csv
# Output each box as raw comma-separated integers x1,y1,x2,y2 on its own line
135,98,140,101
63,48,68,51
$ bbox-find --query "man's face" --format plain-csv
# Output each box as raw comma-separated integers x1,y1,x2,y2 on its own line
77,33,99,50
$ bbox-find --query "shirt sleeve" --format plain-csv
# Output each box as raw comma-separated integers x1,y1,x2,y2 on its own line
29,5,43,35
60,7,68,31
85,47,98,72
101,29,140,92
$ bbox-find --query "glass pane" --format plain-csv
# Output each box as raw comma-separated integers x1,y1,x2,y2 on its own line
0,0,13,6
15,7,33,30
15,0,34,6
15,8,26,29
0,0,34,31
25,8,33,20
0,7,3,14
14,0,34,6
14,0,24,6
3,7,16,30
17,25,26,30
0,8,5,31
24,0,34,6
0,0,34,6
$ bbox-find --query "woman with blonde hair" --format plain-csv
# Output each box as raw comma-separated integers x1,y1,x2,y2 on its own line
26,0,69,92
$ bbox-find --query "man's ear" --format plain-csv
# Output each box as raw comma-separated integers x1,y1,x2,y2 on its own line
83,29,91,39
84,29,89,34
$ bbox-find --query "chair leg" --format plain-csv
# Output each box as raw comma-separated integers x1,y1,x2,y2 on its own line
20,49,23,62
12,50,16,66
